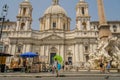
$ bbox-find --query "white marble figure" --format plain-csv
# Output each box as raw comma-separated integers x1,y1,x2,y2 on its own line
89,36,120,69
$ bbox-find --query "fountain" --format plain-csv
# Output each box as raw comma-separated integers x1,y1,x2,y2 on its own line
89,37,120,69
89,0,120,70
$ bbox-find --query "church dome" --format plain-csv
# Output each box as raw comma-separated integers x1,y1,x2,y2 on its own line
20,0,31,6
44,0,67,16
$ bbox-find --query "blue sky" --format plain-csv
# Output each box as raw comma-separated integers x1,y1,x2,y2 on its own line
0,0,120,30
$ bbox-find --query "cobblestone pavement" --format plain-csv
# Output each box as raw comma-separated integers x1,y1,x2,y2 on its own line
0,77,120,80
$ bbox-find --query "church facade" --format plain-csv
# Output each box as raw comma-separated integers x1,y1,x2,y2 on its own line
0,0,120,65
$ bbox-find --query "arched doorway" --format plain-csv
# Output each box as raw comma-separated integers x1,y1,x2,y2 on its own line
50,53,56,65
49,47,57,65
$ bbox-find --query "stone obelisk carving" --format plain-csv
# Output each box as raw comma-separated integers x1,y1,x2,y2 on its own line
97,0,111,40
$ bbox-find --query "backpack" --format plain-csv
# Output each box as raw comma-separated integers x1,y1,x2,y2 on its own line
57,63,61,70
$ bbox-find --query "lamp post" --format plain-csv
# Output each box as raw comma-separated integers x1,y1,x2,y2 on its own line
0,4,8,72
0,4,9,39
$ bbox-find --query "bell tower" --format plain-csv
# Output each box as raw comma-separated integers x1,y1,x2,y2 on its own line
16,0,32,31
76,0,90,30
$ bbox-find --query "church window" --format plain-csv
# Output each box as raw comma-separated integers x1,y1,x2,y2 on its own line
0,44,3,52
4,45,8,53
68,57,72,65
63,23,65,30
85,46,88,52
23,8,26,15
21,23,25,30
86,55,89,62
82,22,86,30
53,22,56,28
81,7,85,15
16,45,23,53
113,25,117,32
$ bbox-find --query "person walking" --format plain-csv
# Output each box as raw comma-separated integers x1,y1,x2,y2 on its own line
57,62,61,77
53,58,59,77
106,62,111,73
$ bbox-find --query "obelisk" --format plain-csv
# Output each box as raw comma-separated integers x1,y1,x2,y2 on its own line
97,0,111,40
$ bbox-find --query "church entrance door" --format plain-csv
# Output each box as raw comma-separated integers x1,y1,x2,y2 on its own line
50,53,56,65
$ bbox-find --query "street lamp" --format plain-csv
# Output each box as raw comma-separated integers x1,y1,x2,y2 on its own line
0,4,8,73
0,4,9,39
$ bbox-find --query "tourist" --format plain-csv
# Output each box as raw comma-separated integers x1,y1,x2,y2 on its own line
53,58,59,77
57,63,61,77
51,65,55,74
99,62,104,73
65,61,69,71
106,62,111,73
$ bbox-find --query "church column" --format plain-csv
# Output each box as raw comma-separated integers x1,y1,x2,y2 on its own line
75,44,79,62
6,45,11,65
57,45,60,55
18,8,21,15
60,18,63,29
40,20,43,31
79,44,84,62
45,18,47,30
25,44,31,52
26,8,30,15
71,45,75,64
47,17,50,30
93,44,97,52
118,24,120,32
8,44,12,55
46,45,49,56
40,45,43,62
85,7,89,16
25,21,29,30
48,17,50,30
77,18,80,30
46,18,48,30
60,45,64,61
11,44,16,55
21,8,23,15
22,44,26,52
87,20,90,30
90,44,93,53
16,21,20,31
67,19,70,30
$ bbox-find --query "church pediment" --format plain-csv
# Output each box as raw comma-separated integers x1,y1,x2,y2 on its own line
42,34,63,40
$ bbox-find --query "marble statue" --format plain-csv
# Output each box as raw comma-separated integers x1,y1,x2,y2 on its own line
89,36,120,69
